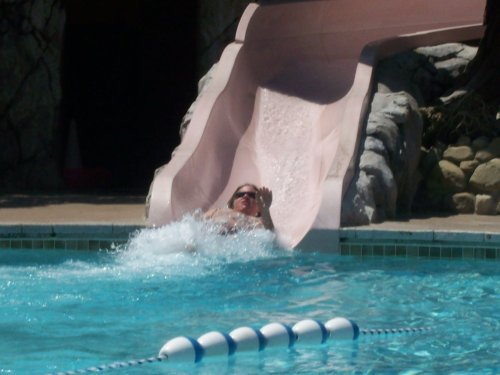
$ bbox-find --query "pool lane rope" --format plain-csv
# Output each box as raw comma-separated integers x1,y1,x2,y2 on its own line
48,317,432,374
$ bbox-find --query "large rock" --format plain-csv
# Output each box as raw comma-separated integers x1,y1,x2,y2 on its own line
379,93,411,124
341,170,377,226
451,192,475,213
443,146,474,165
364,136,389,159
366,112,401,164
416,43,477,61
360,150,397,219
427,160,466,194
475,194,497,215
469,158,500,194
368,92,422,214
475,137,500,163
460,159,479,179
342,88,423,224
420,146,442,176
413,43,477,102
416,43,477,87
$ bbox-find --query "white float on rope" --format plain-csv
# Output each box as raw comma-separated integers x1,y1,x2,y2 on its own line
49,317,432,374
229,326,266,352
325,317,360,340
292,319,329,345
260,322,296,348
197,331,236,357
160,336,203,363
159,316,362,363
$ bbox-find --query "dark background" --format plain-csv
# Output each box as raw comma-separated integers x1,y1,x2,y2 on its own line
62,0,198,192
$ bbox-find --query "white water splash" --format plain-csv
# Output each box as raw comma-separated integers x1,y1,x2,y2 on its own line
113,214,290,277
22,215,290,280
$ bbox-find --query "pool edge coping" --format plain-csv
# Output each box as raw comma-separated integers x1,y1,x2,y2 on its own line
0,223,498,243
0,224,498,259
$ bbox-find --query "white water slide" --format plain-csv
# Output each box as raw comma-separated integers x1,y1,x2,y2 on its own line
147,0,485,249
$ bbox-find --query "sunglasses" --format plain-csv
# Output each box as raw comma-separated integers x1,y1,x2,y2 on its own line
234,191,257,199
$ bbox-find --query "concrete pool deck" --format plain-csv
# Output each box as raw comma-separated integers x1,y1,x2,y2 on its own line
0,194,499,257
0,194,147,226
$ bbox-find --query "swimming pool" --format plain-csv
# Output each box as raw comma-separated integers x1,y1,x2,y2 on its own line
1,216,499,374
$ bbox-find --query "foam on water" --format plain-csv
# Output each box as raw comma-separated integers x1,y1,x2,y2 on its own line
113,214,289,277
2,215,288,283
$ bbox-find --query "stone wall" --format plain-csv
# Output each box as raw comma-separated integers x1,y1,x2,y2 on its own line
341,42,500,225
341,91,423,225
0,0,65,190
422,137,500,214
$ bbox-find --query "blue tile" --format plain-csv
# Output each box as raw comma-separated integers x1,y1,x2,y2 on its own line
112,225,144,234
433,231,484,243
0,225,23,235
22,225,53,235
53,225,113,235
484,232,500,243
339,228,357,240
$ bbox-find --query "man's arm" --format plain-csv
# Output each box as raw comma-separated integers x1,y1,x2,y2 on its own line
257,187,275,231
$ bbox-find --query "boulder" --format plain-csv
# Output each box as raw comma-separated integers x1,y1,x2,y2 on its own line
396,94,423,214
375,55,424,105
476,137,500,162
475,194,497,215
360,151,397,219
364,136,388,159
427,160,466,194
469,158,500,194
341,170,376,226
415,43,477,62
366,112,401,162
459,159,479,179
443,145,474,164
451,192,475,213
475,148,496,163
379,94,411,124
420,146,442,176
434,57,472,78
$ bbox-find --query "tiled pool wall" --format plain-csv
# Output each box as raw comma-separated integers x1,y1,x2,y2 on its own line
1,225,499,260
0,225,144,251
339,228,500,260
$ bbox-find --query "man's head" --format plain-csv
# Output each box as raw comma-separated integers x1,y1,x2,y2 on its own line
228,183,260,217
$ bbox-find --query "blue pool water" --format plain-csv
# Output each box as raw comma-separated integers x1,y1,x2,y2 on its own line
1,216,499,374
